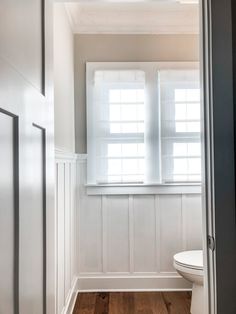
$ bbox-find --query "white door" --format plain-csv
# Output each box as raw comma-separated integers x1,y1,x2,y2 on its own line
0,0,55,313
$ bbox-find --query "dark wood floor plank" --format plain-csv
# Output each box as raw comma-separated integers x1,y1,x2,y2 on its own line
148,292,169,314
162,292,191,314
123,292,135,314
94,292,109,314
134,292,168,314
73,292,191,314
109,292,135,314
73,292,97,314
109,292,123,314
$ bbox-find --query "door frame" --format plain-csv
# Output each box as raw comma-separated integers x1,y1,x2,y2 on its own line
201,0,236,313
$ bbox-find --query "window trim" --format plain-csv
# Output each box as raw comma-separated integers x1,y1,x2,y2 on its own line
86,61,200,189
86,182,201,195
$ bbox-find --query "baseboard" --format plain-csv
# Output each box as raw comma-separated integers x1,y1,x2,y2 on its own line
64,277,79,314
63,276,191,313
77,275,191,292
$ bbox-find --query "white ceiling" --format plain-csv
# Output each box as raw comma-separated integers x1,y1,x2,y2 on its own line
64,1,199,35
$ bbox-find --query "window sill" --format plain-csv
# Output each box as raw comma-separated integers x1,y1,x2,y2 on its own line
86,183,202,195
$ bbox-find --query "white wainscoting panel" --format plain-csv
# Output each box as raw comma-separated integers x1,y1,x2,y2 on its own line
133,195,156,273
55,150,78,314
183,195,203,251
77,159,203,291
79,194,103,273
106,196,130,273
159,195,182,273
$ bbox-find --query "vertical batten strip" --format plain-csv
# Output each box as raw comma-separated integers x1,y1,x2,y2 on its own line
128,195,134,273
155,195,161,273
71,162,76,282
70,163,73,285
102,195,108,273
69,163,72,290
77,160,82,275
63,162,66,307
181,194,187,251
55,163,58,314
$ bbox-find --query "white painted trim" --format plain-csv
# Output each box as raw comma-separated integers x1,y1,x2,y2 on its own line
155,195,161,273
70,28,199,36
55,163,59,314
181,194,188,251
78,272,179,277
87,61,200,70
77,276,191,291
64,277,79,314
79,152,201,195
78,288,192,292
55,148,78,162
64,2,199,35
86,184,201,195
63,3,74,33
102,195,108,274
77,154,88,161
55,150,86,163
128,195,134,273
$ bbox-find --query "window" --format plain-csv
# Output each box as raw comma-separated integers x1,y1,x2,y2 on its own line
160,70,201,182
87,62,201,185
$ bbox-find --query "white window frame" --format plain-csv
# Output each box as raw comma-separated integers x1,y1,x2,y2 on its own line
86,61,200,194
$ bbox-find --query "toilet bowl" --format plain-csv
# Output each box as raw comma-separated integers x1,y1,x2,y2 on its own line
173,250,203,314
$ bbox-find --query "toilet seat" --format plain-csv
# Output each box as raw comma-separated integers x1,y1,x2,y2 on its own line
174,250,203,275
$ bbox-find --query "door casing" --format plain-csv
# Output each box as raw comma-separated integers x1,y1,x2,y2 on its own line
201,0,236,313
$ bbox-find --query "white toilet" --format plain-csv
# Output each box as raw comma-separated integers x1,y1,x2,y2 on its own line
173,250,203,314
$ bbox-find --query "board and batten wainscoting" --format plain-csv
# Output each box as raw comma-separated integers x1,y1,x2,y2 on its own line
55,149,79,314
55,151,202,313
77,157,202,291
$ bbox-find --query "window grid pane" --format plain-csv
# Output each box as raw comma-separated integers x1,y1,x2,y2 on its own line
93,70,145,184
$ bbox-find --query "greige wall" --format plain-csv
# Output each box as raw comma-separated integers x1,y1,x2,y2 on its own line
74,34,199,153
54,4,75,152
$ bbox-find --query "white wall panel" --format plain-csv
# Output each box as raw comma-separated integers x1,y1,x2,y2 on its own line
183,195,202,251
159,195,182,273
79,195,103,273
133,195,157,273
106,196,130,273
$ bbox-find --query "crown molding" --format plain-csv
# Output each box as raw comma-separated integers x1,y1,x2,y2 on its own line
64,2,199,35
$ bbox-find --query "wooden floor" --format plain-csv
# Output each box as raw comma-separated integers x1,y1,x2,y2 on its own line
73,292,191,314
